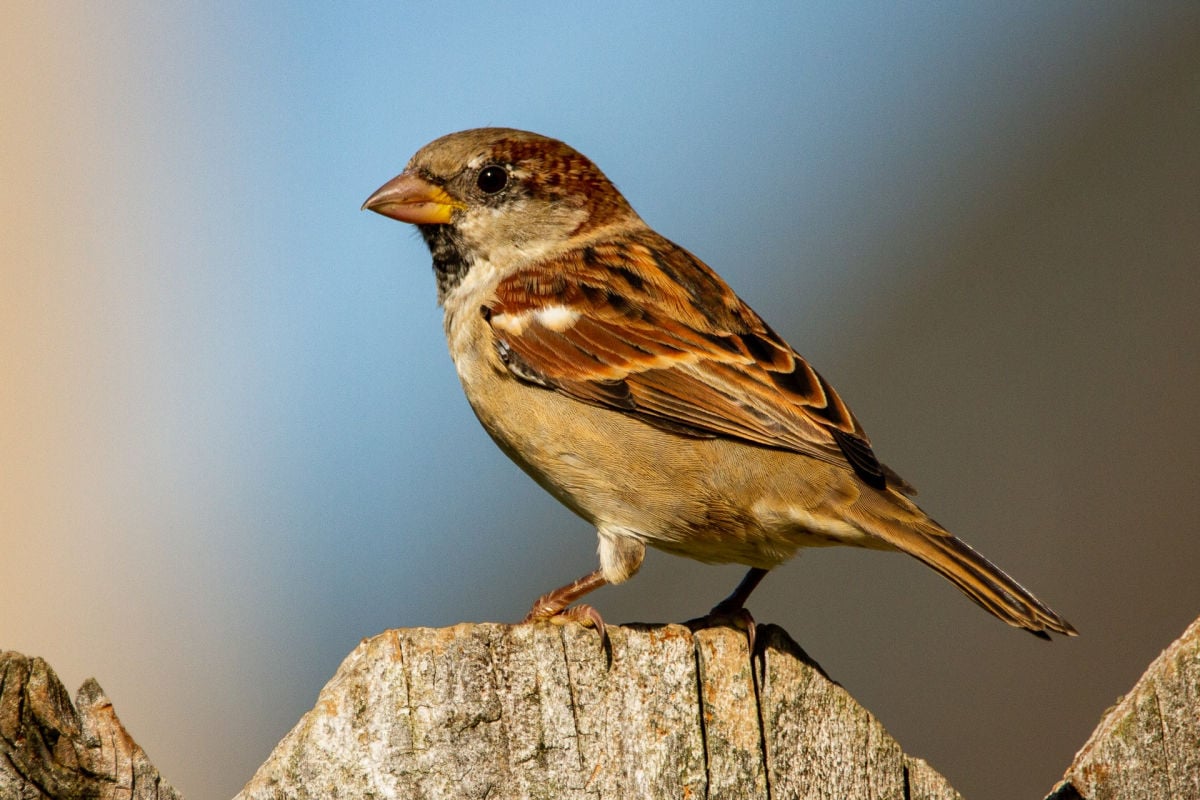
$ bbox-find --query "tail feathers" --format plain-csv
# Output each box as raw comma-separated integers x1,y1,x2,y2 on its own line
886,520,1077,639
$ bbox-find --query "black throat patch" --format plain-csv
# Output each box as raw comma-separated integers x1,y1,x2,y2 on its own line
420,225,472,304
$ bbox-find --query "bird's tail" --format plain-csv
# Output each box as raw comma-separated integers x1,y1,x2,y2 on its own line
865,498,1077,639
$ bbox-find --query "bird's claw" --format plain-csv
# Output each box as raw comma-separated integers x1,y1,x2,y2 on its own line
524,602,609,651
686,604,758,656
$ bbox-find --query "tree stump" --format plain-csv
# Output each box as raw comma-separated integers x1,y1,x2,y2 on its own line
234,623,960,800
0,650,180,800
1047,615,1200,800
6,616,1200,799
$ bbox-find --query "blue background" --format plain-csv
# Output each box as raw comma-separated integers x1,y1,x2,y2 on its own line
4,4,1199,798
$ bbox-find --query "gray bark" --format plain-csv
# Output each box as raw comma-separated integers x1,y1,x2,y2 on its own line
234,623,961,800
1047,615,1200,800
7,615,1198,799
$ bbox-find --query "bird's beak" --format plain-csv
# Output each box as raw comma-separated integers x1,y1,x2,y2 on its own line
361,172,463,225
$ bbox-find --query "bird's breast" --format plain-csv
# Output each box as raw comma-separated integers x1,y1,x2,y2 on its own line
441,286,887,567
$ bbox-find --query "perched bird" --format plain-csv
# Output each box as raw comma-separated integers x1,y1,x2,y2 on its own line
363,128,1076,640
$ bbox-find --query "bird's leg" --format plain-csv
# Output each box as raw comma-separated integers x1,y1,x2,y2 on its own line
711,566,769,614
523,569,609,645
687,567,769,652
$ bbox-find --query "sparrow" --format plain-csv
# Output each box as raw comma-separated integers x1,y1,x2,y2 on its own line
363,127,1076,641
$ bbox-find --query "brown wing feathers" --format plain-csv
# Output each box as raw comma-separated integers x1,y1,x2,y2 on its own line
487,232,913,492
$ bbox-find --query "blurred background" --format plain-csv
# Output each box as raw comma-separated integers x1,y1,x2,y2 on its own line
3,3,1198,798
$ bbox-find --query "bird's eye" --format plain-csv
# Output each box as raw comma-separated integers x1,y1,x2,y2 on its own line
476,165,509,194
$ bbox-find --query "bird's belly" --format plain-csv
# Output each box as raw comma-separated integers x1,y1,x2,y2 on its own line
460,360,886,568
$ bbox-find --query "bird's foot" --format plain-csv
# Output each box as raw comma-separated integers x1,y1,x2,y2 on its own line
522,570,610,650
685,602,758,655
524,602,607,646
685,566,768,654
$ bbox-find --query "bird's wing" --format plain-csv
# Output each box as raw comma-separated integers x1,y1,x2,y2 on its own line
486,230,914,494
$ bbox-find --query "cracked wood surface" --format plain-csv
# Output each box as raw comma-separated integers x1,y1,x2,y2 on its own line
6,616,1200,799
234,623,961,800
0,650,181,800
1047,615,1200,800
